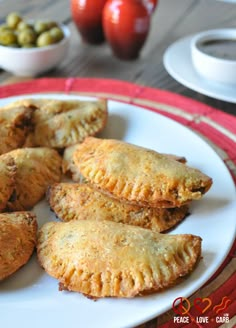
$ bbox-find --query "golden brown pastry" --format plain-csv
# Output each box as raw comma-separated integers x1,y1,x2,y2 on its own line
0,211,37,281
48,183,189,232
11,98,108,148
63,143,186,181
165,154,186,164
73,137,212,208
37,220,202,298
62,144,83,181
7,98,105,121
0,105,32,155
22,132,36,148
0,155,16,212
2,148,62,211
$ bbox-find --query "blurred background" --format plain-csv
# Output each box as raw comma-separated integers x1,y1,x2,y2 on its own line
0,0,236,113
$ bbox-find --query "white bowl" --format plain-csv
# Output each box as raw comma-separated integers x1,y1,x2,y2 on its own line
191,28,236,85
0,24,70,76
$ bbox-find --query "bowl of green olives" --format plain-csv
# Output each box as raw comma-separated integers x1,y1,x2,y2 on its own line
0,13,70,76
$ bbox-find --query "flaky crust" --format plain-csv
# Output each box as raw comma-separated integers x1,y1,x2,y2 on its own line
0,155,16,212
63,144,186,182
164,154,186,164
37,220,202,298
0,212,37,281
48,183,189,232
12,98,108,148
73,137,213,208
62,144,83,181
0,105,33,155
2,148,62,211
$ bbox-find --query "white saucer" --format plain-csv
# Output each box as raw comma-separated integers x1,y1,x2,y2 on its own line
163,35,236,103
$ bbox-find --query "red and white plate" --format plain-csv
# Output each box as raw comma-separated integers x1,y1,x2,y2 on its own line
0,93,235,328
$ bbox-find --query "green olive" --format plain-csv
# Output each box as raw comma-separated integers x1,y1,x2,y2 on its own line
36,31,54,47
6,12,22,29
46,21,58,29
17,21,33,31
2,13,65,48
0,30,17,46
22,44,35,48
17,29,37,46
50,27,64,42
34,21,49,35
0,24,12,32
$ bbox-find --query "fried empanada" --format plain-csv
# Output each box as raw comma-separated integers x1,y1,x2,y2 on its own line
0,211,37,281
48,183,189,232
0,105,32,155
5,98,37,110
73,137,212,208
37,220,202,298
0,155,16,212
35,99,107,148
2,148,62,211
62,144,83,181
7,98,106,122
165,154,186,164
22,132,36,147
11,98,108,148
63,143,186,181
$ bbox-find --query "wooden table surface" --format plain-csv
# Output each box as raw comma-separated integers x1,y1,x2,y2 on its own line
0,0,236,115
0,1,235,328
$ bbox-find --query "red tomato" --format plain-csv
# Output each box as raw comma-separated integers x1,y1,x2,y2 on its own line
103,0,150,60
71,0,107,44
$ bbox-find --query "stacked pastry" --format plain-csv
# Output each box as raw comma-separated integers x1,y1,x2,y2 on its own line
0,147,62,283
71,138,212,208
0,98,108,212
0,212,37,281
0,139,39,279
38,137,213,298
0,98,107,281
50,137,212,233
0,97,213,298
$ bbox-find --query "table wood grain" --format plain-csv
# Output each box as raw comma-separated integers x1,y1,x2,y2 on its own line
0,0,236,115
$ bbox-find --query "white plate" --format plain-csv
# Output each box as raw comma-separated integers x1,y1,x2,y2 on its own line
163,35,236,103
0,94,236,328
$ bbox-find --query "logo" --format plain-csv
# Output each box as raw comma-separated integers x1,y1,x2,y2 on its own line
194,297,212,314
213,296,231,314
172,297,191,315
172,296,231,325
